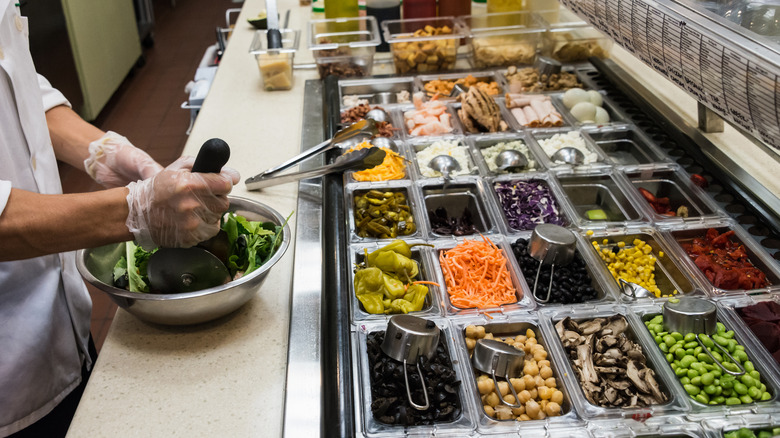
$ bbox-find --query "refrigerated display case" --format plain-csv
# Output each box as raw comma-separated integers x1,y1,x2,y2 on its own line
279,5,780,438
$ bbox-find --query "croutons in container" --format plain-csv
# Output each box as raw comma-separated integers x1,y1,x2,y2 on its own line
308,16,381,79
382,17,468,74
249,29,300,91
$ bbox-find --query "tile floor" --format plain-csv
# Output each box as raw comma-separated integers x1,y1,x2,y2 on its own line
58,0,239,351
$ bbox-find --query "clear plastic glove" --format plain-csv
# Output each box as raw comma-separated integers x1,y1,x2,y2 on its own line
125,156,241,250
84,131,164,188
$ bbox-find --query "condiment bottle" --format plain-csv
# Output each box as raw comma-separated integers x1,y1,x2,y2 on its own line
312,0,326,18
439,0,471,16
366,0,400,51
403,0,436,19
325,0,359,18
486,0,523,13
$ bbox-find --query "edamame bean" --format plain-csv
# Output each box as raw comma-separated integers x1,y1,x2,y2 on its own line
684,384,700,395
684,341,698,349
744,361,755,373
750,370,761,381
663,335,676,347
713,334,729,347
675,348,687,360
680,376,690,385
761,392,772,401
684,333,696,342
671,332,683,341
740,374,754,387
690,376,702,386
699,334,714,349
734,382,748,395
703,384,717,395
680,356,696,368
748,387,762,399
691,362,705,372
739,394,753,404
687,369,699,379
723,330,735,339
697,353,714,364
666,353,674,362
695,393,709,404
725,397,741,405
675,367,688,377
701,372,714,386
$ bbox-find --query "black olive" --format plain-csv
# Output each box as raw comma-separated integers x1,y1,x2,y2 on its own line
113,273,129,289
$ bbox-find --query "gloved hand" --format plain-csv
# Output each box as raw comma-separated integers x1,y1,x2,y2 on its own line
84,131,163,188
125,156,241,250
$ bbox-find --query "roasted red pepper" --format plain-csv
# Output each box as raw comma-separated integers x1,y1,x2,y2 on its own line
638,187,678,216
681,228,770,290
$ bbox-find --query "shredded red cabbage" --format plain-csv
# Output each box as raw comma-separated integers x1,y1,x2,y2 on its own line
494,180,565,230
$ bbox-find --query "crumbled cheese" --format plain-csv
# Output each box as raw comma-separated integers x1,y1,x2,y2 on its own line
416,139,473,178
481,140,536,173
536,131,599,164
342,95,370,107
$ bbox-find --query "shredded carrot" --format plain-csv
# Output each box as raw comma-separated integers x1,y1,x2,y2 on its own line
347,141,406,181
439,236,519,309
411,281,440,287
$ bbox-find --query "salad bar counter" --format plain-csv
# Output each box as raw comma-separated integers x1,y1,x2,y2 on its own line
295,55,780,437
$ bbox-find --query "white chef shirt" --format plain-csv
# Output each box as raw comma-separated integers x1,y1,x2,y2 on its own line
0,0,92,435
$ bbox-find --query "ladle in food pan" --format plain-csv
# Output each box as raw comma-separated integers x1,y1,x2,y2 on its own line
619,278,655,300
245,147,386,190
146,139,233,293
663,297,746,376
528,224,576,303
249,119,378,179
472,338,526,408
550,147,585,165
428,155,460,189
380,315,441,411
494,149,528,173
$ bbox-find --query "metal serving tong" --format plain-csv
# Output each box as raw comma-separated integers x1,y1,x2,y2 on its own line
245,146,386,190
249,119,378,180
472,338,526,408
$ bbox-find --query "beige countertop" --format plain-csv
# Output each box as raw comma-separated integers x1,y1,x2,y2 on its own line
67,4,779,437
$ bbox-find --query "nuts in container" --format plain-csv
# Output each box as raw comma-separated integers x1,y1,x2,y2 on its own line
383,18,464,74
504,66,583,93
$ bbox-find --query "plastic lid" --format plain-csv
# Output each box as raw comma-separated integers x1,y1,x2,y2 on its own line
308,15,381,50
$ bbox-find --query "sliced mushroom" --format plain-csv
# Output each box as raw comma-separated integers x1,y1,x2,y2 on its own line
626,360,651,394
639,367,667,402
577,318,606,335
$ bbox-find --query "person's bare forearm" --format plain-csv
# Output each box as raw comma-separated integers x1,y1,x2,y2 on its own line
0,187,133,261
45,105,105,169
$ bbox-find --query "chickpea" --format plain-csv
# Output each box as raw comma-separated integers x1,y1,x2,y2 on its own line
523,361,539,376
528,388,538,400
540,366,553,379
515,335,527,343
518,414,532,421
485,392,500,407
545,377,557,388
503,394,517,405
484,332,494,340
465,337,476,350
513,342,525,351
465,325,479,339
510,377,525,392
476,325,486,338
538,386,553,400
538,360,551,368
511,405,525,416
525,400,541,418
551,390,564,404
483,405,495,418
537,412,547,420
497,381,510,396
534,375,546,388
545,401,562,416
495,405,513,420
533,350,548,362
517,390,531,404
477,376,494,395
523,374,536,390
526,337,538,348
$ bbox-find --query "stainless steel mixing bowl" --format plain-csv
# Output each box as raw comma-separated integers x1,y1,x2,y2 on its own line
76,196,291,325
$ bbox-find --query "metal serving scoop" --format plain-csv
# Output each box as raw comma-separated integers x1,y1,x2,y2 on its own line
619,279,655,300
429,155,460,189
550,147,585,165
528,224,577,303
380,315,441,410
370,136,398,150
494,149,528,172
449,83,469,98
365,108,390,123
245,147,386,190
250,118,378,179
472,339,526,408
663,297,746,376
147,139,232,293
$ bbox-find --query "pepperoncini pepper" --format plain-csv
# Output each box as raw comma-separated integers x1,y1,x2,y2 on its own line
354,240,436,314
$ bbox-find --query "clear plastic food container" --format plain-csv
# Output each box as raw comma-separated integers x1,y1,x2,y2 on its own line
450,315,585,435
382,17,468,74
460,11,544,68
249,29,300,91
308,16,381,79
352,318,476,436
539,306,689,420
539,23,613,63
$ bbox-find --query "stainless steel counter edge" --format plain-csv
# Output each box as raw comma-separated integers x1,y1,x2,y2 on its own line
283,79,324,437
